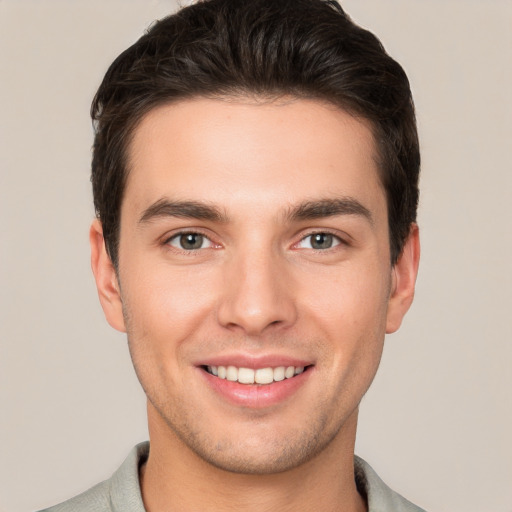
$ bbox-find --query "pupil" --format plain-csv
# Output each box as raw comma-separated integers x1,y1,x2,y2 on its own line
180,233,203,250
312,233,332,249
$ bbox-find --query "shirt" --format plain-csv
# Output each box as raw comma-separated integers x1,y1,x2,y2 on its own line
39,442,426,512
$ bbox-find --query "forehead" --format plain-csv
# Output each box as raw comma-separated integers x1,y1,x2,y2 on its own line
124,97,385,221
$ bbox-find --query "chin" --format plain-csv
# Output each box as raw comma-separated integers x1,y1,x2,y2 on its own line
163,409,341,475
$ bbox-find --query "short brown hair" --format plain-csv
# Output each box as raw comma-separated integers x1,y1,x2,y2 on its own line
91,0,420,266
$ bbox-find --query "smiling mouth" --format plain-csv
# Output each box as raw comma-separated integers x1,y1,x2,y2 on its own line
203,365,310,385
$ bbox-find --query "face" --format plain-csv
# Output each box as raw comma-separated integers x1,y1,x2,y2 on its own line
91,97,419,474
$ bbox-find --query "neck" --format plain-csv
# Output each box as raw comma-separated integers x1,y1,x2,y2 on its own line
140,404,366,512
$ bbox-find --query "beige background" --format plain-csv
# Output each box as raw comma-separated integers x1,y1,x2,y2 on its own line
1,1,511,511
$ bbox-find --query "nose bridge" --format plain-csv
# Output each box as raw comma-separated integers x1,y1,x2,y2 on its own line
217,240,297,335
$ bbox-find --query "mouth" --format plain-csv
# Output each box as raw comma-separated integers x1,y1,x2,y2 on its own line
203,365,310,385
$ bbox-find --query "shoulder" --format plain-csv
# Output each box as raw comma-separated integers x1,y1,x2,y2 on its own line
37,442,149,512
355,456,427,512
38,480,111,512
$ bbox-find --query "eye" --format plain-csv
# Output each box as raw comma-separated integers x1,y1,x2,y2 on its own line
167,232,214,250
296,232,342,250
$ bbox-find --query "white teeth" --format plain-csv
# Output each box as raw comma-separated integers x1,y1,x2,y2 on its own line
207,365,306,384
285,366,295,379
255,367,274,384
226,365,238,381
238,367,255,384
273,366,285,381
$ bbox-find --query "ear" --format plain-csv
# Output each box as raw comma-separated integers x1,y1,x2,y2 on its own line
89,219,126,333
386,223,420,334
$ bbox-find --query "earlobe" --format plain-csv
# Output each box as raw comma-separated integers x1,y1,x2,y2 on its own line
89,219,126,333
386,224,420,334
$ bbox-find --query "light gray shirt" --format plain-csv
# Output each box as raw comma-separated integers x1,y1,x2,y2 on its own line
39,442,426,512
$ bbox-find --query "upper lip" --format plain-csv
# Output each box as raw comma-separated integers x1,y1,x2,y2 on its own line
196,353,314,369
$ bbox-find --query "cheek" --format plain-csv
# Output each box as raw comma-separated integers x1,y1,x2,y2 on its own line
118,265,220,393
123,261,219,329
300,261,390,378
300,260,391,328
121,269,216,396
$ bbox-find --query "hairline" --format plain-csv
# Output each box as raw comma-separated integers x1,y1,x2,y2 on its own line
106,91,393,267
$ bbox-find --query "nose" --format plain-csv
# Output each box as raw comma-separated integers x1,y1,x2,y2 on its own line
216,248,298,336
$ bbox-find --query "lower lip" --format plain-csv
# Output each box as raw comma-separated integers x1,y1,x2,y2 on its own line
200,367,312,408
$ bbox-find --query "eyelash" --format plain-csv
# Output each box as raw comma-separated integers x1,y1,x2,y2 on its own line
294,231,346,251
163,229,347,253
164,230,217,253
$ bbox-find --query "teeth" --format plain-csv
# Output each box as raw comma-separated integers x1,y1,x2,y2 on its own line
273,366,285,381
207,365,307,384
255,367,273,384
238,367,255,384
285,366,295,379
226,365,238,381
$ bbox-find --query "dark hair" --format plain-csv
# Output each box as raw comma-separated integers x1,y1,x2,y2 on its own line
91,0,420,266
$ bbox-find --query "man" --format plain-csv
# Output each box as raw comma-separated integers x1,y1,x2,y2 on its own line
41,0,423,510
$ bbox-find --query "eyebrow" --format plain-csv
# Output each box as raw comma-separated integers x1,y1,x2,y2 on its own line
286,198,373,224
138,198,227,224
138,196,373,226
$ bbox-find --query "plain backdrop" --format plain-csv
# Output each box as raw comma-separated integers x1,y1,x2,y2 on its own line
1,1,511,511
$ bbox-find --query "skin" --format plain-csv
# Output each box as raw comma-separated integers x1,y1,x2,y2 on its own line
90,97,419,512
